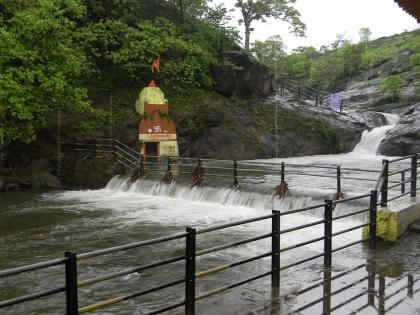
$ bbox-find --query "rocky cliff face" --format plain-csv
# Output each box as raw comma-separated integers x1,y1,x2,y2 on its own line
380,103,420,155
213,51,276,99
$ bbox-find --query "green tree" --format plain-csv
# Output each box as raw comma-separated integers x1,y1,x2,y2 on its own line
251,35,286,74
234,0,305,50
379,75,401,100
358,27,372,44
0,0,91,144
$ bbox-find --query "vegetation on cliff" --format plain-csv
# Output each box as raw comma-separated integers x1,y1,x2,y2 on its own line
0,0,238,144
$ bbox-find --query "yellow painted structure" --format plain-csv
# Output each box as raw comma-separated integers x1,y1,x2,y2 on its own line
363,210,398,242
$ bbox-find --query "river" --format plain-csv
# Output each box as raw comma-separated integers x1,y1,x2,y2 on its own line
1,113,420,314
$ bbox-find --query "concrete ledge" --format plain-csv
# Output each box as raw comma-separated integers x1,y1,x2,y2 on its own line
363,197,420,242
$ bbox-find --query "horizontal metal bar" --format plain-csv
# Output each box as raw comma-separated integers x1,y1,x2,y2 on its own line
206,173,233,178
332,237,369,253
332,193,372,204
144,301,186,315
235,167,281,173
78,255,185,288
0,258,67,278
389,155,415,163
196,233,272,257
388,167,413,176
196,214,274,235
280,219,325,235
78,278,185,313
280,236,325,253
239,161,337,170
285,171,337,179
333,208,370,221
340,167,380,173
195,270,272,301
387,191,412,202
280,252,325,271
339,176,378,182
78,233,188,260
279,203,326,216
195,252,272,278
388,178,413,189
0,286,65,308
203,166,234,171
331,223,370,237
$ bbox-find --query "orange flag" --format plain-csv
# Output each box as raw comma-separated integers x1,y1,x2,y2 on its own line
151,56,160,73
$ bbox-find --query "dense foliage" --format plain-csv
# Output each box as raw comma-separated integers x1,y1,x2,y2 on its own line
252,28,420,93
0,0,238,143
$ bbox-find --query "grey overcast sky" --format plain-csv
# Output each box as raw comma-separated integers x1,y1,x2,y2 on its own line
213,0,419,52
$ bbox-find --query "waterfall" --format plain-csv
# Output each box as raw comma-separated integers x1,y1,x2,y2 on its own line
104,175,367,220
351,113,399,156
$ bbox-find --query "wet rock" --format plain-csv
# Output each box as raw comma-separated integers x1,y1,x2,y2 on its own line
31,171,62,188
380,103,420,155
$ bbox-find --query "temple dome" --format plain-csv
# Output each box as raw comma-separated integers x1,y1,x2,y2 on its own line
135,81,167,115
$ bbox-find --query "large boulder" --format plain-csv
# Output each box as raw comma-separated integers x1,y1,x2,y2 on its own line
380,103,420,155
213,51,275,99
31,171,62,188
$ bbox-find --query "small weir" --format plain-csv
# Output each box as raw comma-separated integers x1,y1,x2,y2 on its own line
1,112,419,314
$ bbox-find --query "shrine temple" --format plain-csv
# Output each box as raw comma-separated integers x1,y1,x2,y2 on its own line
135,80,179,160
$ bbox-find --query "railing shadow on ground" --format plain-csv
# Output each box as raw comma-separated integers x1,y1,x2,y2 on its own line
250,262,419,315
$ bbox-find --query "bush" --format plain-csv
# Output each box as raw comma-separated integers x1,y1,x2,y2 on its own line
379,75,401,100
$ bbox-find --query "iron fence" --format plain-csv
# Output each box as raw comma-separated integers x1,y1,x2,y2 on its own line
0,190,380,314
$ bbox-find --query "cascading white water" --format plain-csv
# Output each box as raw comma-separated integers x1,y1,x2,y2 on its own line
351,113,399,156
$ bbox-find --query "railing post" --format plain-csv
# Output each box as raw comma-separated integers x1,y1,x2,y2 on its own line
336,166,341,198
233,161,238,188
324,200,333,268
297,81,301,97
315,89,319,106
185,227,196,315
401,171,405,194
369,191,377,249
381,160,389,207
281,162,285,184
411,155,417,198
280,80,284,96
64,252,78,315
271,210,280,288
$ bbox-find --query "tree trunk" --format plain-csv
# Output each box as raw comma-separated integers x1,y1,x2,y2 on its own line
178,0,183,19
244,23,251,50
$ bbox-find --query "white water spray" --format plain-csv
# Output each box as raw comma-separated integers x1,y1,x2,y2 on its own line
351,113,399,156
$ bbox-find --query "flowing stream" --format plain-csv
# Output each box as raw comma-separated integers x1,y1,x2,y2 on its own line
2,112,419,314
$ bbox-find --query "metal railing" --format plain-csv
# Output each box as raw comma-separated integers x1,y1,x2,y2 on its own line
279,77,333,107
0,191,380,314
71,139,418,205
375,153,418,207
